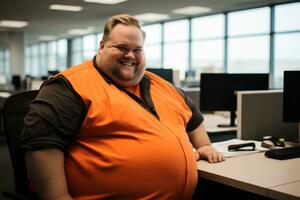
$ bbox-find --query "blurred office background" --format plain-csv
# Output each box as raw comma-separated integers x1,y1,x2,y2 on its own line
0,0,300,90
1,1,300,198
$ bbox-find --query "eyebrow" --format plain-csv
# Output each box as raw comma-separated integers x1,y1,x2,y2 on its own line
113,43,143,48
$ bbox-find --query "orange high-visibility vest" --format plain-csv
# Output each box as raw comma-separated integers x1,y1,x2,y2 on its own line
60,60,198,200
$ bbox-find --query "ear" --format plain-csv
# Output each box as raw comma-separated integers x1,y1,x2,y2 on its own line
97,40,105,54
100,40,105,50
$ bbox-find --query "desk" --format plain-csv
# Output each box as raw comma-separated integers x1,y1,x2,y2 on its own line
269,181,300,200
197,152,300,199
203,113,237,142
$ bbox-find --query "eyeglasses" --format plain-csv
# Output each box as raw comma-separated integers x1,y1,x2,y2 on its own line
112,45,143,55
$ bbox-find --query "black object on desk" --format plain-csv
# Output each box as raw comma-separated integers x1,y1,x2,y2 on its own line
265,145,300,160
228,142,256,151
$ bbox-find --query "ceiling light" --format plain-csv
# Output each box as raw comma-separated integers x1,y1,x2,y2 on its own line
84,0,127,4
68,26,94,35
49,4,82,12
172,6,212,15
0,20,28,28
134,13,170,22
38,35,57,41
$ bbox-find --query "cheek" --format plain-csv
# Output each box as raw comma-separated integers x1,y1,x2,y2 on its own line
136,54,145,64
110,52,123,60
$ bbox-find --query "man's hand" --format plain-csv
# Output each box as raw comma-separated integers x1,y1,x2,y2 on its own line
196,145,225,163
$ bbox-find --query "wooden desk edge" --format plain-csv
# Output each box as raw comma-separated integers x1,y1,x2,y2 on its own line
198,166,267,197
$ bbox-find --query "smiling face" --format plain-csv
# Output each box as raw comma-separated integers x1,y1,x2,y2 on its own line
97,24,145,87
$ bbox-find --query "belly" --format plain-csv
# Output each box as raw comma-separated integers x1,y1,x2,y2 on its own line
65,132,197,199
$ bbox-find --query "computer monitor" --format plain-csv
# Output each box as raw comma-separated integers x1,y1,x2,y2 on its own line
11,75,21,90
200,73,269,127
146,68,173,84
48,70,59,76
283,71,300,142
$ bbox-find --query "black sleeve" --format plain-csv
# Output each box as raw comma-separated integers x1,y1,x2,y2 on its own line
20,75,87,152
175,87,204,132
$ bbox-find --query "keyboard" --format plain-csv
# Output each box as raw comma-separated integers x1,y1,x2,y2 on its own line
265,145,300,160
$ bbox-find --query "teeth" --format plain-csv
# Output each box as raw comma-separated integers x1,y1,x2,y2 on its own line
121,62,134,66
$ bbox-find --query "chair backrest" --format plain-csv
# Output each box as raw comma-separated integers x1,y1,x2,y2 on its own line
3,90,39,196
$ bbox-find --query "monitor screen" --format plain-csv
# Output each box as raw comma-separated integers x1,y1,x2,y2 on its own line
200,73,269,127
146,68,173,84
283,71,300,122
11,75,21,90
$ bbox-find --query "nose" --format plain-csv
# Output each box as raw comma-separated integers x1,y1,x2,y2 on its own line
124,50,135,59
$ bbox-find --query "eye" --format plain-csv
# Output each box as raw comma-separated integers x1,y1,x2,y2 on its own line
133,48,143,54
114,46,128,52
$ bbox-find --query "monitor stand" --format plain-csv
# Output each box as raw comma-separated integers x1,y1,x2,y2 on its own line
217,110,236,128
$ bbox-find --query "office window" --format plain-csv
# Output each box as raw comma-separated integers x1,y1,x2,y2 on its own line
143,24,162,68
25,40,67,77
227,7,270,74
25,46,31,75
191,14,225,77
71,37,83,65
57,39,67,71
228,7,270,36
227,36,269,73
47,41,57,71
0,49,9,84
39,43,48,76
163,42,188,80
164,20,189,79
164,20,189,42
192,40,224,76
31,45,40,77
275,2,300,32
274,33,300,88
143,24,162,44
0,50,4,74
0,49,9,75
192,14,224,39
144,45,162,68
273,2,300,88
83,34,97,60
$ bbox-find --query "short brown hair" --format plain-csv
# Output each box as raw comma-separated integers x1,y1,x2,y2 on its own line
102,14,145,42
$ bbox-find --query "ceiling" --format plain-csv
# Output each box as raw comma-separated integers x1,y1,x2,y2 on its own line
0,0,297,45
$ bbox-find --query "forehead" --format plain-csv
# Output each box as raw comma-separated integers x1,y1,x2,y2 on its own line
109,24,144,45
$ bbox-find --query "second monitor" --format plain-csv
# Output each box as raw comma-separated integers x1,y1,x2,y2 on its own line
146,68,173,84
200,73,269,127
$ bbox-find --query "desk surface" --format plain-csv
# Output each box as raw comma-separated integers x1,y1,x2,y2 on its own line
269,181,300,200
0,91,11,98
203,113,237,133
198,152,300,198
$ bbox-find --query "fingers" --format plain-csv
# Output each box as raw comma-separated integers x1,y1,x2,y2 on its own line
200,149,225,163
207,152,225,163
197,145,225,163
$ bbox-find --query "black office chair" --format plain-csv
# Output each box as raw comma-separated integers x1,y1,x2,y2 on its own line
2,90,39,200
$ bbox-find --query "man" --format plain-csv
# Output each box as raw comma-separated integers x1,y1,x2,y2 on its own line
21,14,225,200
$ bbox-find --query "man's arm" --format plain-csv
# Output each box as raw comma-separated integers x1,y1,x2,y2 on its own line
25,149,73,200
188,124,225,163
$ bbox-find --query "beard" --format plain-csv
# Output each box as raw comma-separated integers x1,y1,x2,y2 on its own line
111,60,146,83
111,64,137,81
